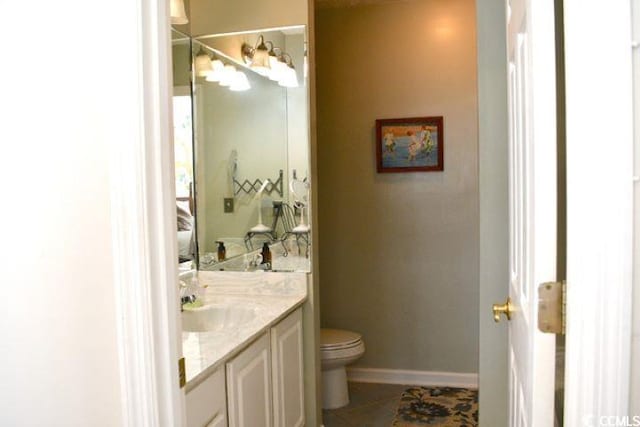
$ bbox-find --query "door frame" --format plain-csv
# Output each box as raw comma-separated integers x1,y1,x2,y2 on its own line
477,0,510,424
562,0,634,424
110,0,185,424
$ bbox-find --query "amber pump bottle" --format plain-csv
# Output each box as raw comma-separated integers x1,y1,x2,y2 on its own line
261,243,271,266
216,241,226,261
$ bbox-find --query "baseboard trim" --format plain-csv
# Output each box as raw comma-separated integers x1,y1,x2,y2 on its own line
346,367,478,389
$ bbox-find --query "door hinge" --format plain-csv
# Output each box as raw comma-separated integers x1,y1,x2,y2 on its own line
179,357,186,389
537,281,566,335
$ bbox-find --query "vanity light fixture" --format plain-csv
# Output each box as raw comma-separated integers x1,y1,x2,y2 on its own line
249,35,271,76
170,0,189,24
241,36,298,87
194,49,213,77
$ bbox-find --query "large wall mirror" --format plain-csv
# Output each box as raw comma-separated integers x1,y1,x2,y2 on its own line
172,25,311,273
172,28,197,264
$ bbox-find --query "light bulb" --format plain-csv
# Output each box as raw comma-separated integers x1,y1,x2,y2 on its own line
230,71,251,91
268,56,283,81
205,59,225,82
278,65,299,88
219,65,237,87
194,52,213,77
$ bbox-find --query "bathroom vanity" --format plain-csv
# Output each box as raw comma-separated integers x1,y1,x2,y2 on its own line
183,272,306,427
170,0,319,423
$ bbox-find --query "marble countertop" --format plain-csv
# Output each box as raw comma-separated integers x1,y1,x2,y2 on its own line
199,240,311,273
182,271,307,391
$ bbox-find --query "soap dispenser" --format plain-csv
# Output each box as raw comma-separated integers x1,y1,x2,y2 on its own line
216,241,226,261
261,242,272,267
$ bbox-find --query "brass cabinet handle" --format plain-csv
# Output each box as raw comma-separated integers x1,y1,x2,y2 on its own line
492,297,513,322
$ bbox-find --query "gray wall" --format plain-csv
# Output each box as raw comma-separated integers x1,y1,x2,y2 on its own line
172,40,191,89
190,0,307,36
196,71,288,253
316,0,479,373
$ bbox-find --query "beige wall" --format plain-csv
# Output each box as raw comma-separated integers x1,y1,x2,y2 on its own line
316,0,478,373
190,0,307,36
1,0,144,424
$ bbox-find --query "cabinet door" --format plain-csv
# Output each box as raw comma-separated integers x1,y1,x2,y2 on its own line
186,366,227,427
271,308,305,427
226,333,272,427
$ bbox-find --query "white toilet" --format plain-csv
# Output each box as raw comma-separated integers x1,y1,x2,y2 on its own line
320,328,365,409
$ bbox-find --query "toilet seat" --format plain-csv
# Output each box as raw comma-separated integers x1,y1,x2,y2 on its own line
321,329,362,350
320,329,364,361
320,341,365,361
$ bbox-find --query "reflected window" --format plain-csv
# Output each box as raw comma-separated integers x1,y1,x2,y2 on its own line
173,95,193,198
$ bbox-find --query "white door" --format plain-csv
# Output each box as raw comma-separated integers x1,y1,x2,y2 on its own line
501,0,558,425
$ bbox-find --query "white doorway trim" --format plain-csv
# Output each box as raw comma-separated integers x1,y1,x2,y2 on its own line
563,0,634,424
109,0,185,425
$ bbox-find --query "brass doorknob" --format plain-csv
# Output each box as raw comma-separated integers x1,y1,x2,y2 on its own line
492,297,513,322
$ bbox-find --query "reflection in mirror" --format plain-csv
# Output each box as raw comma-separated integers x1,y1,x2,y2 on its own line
172,29,197,265
191,27,310,272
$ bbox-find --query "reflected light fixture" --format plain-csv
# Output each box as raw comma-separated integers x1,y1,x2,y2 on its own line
170,0,188,25
194,49,213,77
219,64,237,87
248,36,271,76
205,59,225,82
268,47,285,82
230,71,251,92
241,36,300,87
278,55,299,88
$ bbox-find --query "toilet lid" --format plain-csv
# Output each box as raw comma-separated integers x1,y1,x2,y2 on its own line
321,329,362,350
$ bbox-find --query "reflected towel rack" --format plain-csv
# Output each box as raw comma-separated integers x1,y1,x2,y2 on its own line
233,170,284,197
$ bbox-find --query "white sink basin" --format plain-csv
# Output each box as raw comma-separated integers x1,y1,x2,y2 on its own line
182,304,257,333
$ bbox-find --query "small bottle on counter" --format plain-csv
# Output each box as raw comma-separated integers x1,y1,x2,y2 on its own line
216,241,226,261
261,242,272,267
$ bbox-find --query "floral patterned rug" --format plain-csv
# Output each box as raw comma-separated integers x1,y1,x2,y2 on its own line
392,386,478,426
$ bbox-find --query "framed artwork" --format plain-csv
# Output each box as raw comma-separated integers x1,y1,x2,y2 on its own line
375,116,444,173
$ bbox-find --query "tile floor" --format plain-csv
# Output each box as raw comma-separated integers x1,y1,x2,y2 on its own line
321,382,410,427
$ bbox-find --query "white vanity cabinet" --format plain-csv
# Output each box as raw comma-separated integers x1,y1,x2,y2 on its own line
271,308,305,427
226,333,273,427
226,308,304,427
187,307,305,427
186,366,227,427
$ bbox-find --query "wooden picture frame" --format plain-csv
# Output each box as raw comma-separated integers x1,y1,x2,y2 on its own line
375,116,444,173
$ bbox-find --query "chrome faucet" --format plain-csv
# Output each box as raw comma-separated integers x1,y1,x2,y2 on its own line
180,294,197,312
179,278,198,312
245,253,271,271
